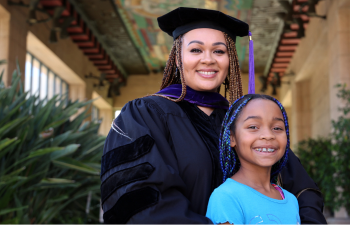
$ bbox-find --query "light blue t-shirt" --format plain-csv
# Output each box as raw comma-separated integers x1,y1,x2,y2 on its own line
206,178,300,224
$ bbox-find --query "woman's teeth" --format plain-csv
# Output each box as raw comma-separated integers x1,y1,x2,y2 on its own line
254,148,276,153
198,71,216,75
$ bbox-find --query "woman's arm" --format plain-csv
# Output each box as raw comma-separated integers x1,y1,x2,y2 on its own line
101,98,212,224
281,150,327,224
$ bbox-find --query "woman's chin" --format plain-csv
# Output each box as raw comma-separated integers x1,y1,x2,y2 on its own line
189,82,220,92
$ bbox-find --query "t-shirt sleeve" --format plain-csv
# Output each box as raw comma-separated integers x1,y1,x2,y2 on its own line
206,189,244,224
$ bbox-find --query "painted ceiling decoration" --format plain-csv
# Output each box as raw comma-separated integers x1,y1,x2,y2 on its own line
113,0,259,73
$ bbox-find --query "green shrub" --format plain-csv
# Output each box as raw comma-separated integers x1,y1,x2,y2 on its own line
296,138,337,212
332,84,350,214
0,63,105,223
297,84,350,215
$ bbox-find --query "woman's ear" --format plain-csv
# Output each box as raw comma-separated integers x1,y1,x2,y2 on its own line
230,135,236,148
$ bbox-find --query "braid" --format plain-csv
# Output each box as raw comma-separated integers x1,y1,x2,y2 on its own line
224,33,243,105
219,94,290,183
153,36,186,102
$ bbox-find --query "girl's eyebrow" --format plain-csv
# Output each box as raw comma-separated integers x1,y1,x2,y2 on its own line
244,116,261,121
273,117,285,122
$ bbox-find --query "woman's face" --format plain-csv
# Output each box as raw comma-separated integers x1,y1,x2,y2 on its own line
230,99,287,169
181,28,229,92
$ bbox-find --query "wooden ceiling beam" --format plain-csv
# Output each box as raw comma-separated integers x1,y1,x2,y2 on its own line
39,0,126,83
278,45,298,51
274,58,292,63
272,63,289,68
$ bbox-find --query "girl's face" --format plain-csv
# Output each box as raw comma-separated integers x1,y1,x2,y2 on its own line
180,28,229,92
230,99,287,168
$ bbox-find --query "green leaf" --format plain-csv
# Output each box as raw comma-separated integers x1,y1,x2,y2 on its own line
0,206,28,216
0,116,32,139
0,137,18,153
27,147,63,159
53,157,99,175
50,130,72,146
50,144,80,160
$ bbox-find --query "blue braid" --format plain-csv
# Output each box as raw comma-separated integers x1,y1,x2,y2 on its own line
219,94,290,183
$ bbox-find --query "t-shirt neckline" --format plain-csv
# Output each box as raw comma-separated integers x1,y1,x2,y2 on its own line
227,178,288,204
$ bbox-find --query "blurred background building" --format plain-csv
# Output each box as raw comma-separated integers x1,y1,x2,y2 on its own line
0,0,349,222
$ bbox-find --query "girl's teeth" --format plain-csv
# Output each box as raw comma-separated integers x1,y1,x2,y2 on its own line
254,148,275,152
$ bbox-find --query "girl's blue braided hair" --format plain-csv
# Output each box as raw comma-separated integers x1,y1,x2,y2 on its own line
219,94,290,183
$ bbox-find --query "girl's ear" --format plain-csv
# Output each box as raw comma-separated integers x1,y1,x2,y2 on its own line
230,135,236,148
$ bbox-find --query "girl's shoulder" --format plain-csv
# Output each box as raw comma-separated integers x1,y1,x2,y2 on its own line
211,178,250,200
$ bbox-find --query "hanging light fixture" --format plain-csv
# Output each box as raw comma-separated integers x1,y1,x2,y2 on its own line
28,0,40,24
300,0,326,19
259,75,268,93
49,6,65,43
59,16,75,39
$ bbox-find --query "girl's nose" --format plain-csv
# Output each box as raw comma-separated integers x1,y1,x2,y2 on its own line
260,128,276,140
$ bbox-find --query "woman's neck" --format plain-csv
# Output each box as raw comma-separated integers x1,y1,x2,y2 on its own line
197,105,214,116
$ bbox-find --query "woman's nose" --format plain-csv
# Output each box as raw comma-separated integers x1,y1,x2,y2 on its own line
201,52,215,64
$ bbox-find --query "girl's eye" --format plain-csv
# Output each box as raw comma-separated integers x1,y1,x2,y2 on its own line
214,50,225,54
190,48,202,53
273,127,284,131
248,126,258,129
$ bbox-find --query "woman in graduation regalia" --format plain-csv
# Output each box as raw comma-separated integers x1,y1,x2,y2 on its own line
101,7,326,224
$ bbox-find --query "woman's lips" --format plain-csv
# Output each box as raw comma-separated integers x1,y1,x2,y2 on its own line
196,70,218,78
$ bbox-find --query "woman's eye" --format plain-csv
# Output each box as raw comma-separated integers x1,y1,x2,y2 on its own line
214,50,225,54
190,48,202,53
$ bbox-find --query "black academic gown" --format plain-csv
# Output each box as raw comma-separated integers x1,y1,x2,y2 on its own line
101,96,327,224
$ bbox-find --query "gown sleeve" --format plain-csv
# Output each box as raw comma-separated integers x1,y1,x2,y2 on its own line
281,150,327,224
100,97,212,224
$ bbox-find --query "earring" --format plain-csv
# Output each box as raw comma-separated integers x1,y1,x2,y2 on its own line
175,67,179,79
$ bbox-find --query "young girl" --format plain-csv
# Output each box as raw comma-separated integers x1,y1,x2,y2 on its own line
206,94,300,224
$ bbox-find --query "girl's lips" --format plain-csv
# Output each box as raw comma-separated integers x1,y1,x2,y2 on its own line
196,70,218,78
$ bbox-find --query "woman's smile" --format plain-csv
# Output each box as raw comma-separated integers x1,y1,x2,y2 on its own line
196,69,219,79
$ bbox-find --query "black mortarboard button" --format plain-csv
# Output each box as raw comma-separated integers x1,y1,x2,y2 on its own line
157,7,249,42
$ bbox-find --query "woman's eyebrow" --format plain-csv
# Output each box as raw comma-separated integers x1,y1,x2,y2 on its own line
188,40,204,46
213,42,227,48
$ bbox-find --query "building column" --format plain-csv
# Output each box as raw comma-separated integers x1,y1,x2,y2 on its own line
0,1,28,87
0,4,10,85
328,0,350,121
327,0,350,219
291,78,311,148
